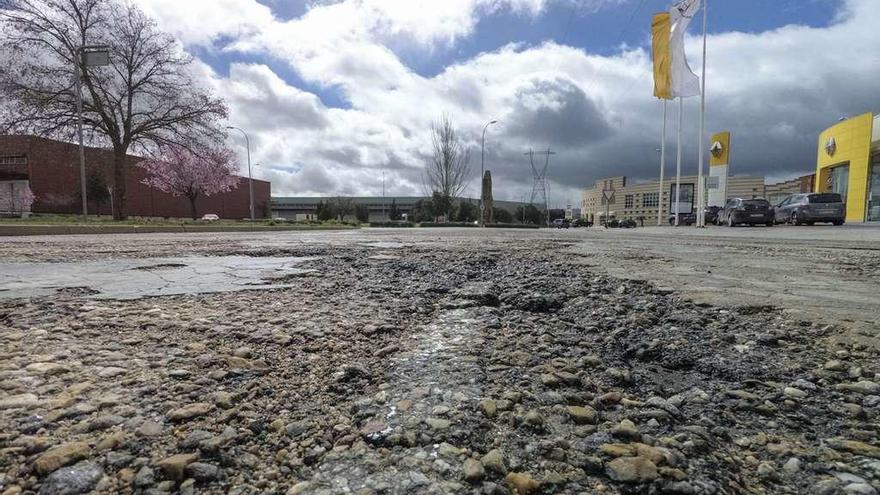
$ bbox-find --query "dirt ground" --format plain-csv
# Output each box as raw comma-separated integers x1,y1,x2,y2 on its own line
1,227,878,495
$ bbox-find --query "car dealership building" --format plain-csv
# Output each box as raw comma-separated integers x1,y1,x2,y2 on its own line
581,174,767,224
816,112,880,223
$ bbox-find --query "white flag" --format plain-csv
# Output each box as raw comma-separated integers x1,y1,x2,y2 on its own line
669,0,701,98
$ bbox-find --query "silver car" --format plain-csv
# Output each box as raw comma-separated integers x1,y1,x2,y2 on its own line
773,193,845,226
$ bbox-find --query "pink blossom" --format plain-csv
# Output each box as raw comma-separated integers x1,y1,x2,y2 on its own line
138,144,240,218
18,185,36,210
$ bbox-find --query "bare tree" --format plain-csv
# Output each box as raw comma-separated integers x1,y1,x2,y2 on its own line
423,114,471,207
331,196,354,222
0,0,227,219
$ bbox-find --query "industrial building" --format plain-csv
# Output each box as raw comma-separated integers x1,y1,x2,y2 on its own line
271,196,529,222
0,135,270,219
816,112,880,223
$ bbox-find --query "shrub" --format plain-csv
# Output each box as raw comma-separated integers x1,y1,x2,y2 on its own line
417,222,477,228
485,223,540,229
369,221,414,228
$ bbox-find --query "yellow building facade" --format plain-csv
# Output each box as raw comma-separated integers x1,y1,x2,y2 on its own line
815,112,880,222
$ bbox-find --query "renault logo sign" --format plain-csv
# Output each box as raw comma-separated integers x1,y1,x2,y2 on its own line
709,141,724,158
825,137,837,157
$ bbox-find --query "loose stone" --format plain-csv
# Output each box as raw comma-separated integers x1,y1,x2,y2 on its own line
34,443,91,475
606,456,659,483
504,473,540,495
36,462,104,495
462,459,484,483
167,403,213,421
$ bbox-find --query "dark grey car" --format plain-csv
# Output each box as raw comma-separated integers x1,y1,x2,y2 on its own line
718,198,774,227
773,193,845,225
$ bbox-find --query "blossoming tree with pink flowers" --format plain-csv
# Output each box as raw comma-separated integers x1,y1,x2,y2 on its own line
139,145,240,219
18,184,35,213
3,183,35,215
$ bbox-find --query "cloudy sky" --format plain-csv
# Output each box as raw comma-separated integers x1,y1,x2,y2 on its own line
133,0,879,206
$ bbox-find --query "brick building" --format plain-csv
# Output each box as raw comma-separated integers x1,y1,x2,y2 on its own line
0,135,270,218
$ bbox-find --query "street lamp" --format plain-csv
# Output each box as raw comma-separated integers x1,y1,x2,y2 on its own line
226,126,255,221
75,45,110,220
480,120,498,227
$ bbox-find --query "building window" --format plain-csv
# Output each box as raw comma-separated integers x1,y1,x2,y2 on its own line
624,194,634,209
643,192,659,208
0,155,27,165
0,155,29,181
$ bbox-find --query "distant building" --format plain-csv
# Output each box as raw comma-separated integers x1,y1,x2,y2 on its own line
271,196,528,222
765,174,816,205
581,174,765,223
0,135,270,218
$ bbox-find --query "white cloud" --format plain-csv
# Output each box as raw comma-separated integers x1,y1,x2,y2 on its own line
135,0,274,46
135,0,880,206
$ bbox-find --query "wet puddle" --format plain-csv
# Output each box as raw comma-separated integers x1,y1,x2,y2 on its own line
0,256,316,300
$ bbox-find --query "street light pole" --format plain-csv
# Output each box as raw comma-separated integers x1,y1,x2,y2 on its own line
74,45,110,221
480,120,498,227
227,126,254,221
75,55,87,221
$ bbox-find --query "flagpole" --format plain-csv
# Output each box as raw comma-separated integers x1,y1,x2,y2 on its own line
675,97,682,227
696,0,708,227
657,99,667,227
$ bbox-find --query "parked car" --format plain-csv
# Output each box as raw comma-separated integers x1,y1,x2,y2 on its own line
718,198,774,227
551,218,570,229
668,212,696,226
773,193,845,225
603,218,636,228
201,213,220,221
704,206,722,225
571,218,593,228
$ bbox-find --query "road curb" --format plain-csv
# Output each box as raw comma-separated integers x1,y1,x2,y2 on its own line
0,225,356,236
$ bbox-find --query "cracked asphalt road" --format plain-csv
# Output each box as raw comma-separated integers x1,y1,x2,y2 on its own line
1,227,878,495
0,256,316,300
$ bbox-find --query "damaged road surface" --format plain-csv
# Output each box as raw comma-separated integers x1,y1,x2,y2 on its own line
0,256,317,300
0,230,878,495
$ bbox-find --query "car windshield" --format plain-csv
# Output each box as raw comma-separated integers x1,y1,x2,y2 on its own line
743,200,770,207
808,193,842,204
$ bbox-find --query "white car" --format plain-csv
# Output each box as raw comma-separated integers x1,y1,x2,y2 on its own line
201,213,220,221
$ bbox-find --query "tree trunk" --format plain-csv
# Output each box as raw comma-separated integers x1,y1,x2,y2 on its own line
112,147,128,220
188,195,198,220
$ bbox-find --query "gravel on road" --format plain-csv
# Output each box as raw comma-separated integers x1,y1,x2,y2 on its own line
1,230,878,495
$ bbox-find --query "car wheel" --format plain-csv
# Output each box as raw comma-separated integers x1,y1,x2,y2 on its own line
766,222,773,227
727,215,735,227
833,220,844,226
790,211,801,226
